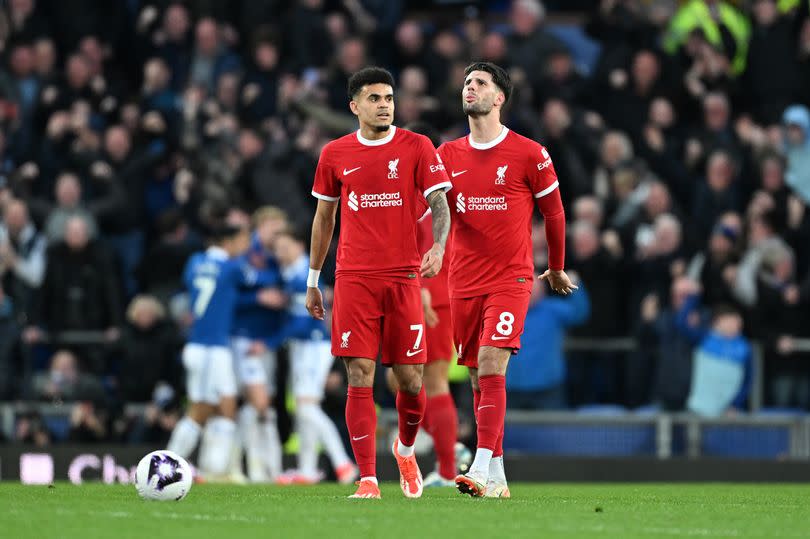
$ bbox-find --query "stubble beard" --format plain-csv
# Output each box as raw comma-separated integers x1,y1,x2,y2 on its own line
463,101,493,118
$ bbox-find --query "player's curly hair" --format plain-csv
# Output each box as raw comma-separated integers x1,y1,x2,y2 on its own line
464,61,512,104
347,67,395,99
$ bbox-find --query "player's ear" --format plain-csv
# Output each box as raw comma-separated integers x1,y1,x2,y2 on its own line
494,91,506,107
349,99,359,116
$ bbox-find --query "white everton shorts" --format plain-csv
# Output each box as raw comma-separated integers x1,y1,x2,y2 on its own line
289,339,335,399
182,343,237,404
230,335,277,394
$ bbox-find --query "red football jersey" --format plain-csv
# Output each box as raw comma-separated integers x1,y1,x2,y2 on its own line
312,126,452,281
439,128,561,298
416,210,450,308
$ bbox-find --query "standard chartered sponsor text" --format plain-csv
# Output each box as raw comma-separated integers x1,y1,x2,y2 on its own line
359,191,403,208
467,195,508,211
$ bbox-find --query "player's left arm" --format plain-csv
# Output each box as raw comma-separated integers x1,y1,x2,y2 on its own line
421,189,450,278
416,137,452,278
530,144,577,295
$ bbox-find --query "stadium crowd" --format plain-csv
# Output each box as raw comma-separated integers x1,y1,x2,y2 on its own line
1,0,810,446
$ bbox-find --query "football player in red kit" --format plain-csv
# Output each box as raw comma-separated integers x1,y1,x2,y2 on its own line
306,67,452,499
438,62,576,498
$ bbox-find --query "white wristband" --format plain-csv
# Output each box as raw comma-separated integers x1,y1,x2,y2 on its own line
307,268,321,288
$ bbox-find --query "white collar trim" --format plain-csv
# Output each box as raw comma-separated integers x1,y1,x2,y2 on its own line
468,126,509,150
206,246,229,260
357,125,397,146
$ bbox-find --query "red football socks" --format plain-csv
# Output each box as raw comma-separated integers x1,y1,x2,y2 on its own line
396,386,426,447
476,375,506,452
346,385,376,478
424,393,458,479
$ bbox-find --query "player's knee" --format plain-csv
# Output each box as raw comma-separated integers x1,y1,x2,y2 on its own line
344,358,375,387
397,375,423,396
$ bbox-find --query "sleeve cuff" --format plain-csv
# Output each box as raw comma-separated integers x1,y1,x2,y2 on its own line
534,180,559,199
312,191,340,202
423,181,452,198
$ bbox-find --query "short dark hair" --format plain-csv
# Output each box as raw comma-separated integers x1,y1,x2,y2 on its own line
347,67,395,99
463,61,513,104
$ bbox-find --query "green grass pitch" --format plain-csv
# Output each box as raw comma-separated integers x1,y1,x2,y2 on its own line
3,482,809,539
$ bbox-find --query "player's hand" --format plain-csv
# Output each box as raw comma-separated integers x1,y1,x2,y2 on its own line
420,243,444,278
539,269,578,295
306,287,325,320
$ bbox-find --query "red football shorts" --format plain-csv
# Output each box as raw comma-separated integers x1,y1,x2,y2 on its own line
425,304,454,363
450,288,531,368
332,275,427,365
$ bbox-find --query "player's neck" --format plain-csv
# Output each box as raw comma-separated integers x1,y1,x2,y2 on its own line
358,123,392,142
468,115,504,146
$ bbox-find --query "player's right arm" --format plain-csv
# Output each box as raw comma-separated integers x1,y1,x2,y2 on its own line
307,146,341,320
306,199,337,320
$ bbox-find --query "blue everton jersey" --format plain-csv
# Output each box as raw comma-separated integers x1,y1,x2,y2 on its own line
269,255,327,347
231,235,284,340
184,247,257,346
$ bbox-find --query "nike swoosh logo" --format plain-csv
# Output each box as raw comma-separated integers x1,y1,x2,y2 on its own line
478,405,495,410
352,434,369,441
491,335,510,341
451,170,467,177
343,166,361,175
405,349,423,357
407,420,421,425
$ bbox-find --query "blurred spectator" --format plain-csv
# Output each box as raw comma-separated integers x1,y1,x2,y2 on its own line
663,0,750,75
749,242,810,408
507,274,590,410
31,349,105,402
14,409,51,446
687,212,743,310
0,283,18,399
114,295,182,403
567,220,624,405
507,0,566,90
25,217,122,372
124,382,181,445
742,0,802,125
68,401,109,442
136,209,199,304
693,149,742,240
782,104,810,204
42,172,99,244
631,277,704,410
677,291,752,417
189,18,240,93
0,198,46,318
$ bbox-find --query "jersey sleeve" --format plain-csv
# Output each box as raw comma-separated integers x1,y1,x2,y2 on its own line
312,144,341,201
528,144,559,200
415,136,452,198
530,144,566,271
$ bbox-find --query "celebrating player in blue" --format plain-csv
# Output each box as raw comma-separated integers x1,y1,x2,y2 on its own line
166,220,273,480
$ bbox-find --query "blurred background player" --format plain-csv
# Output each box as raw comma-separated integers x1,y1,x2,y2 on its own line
439,62,575,498
227,207,287,482
305,67,452,499
272,228,358,485
166,220,266,480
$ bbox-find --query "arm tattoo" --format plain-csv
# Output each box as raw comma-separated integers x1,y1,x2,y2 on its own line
426,189,450,249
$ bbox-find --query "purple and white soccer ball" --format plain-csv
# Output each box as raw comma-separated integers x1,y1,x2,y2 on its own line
135,450,193,501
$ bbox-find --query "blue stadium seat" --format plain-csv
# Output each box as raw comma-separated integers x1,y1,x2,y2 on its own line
701,425,790,459
504,423,656,456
